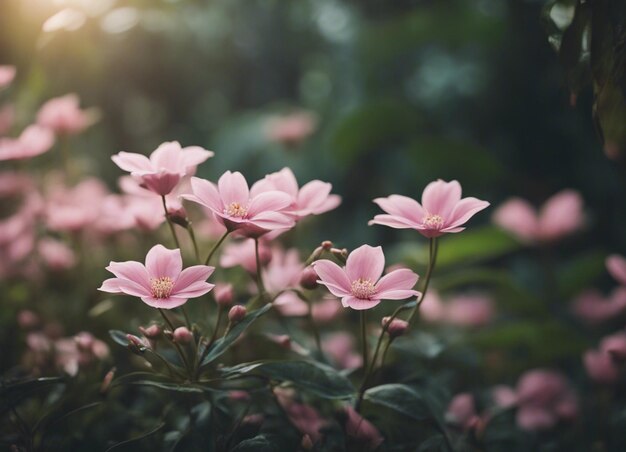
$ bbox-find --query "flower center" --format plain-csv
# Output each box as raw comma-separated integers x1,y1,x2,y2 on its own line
224,202,248,218
424,214,444,229
150,277,174,299
351,278,377,299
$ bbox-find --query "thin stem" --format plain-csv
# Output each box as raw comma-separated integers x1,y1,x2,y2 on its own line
187,222,201,263
360,310,368,373
159,309,192,379
407,237,438,326
159,308,177,332
208,307,224,347
254,238,267,299
180,305,192,330
161,195,181,250
378,338,392,370
205,231,229,265
292,289,322,354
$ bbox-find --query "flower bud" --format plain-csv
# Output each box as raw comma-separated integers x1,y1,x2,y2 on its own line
17,310,39,330
167,205,188,227
139,324,162,339
126,334,147,353
228,305,247,324
300,266,319,290
331,247,348,261
173,327,193,344
321,240,333,250
301,434,314,450
100,367,116,394
214,283,234,307
382,317,409,338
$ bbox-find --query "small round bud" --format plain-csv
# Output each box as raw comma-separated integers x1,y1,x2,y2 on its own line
301,434,314,450
214,283,234,307
228,305,247,324
126,334,148,353
300,266,319,290
167,205,188,227
382,317,409,338
321,240,333,250
100,367,116,394
139,324,162,339
173,327,193,344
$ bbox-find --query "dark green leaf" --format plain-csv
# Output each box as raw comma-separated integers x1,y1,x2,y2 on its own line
231,434,280,452
364,384,433,421
105,421,165,451
108,330,130,347
126,380,217,394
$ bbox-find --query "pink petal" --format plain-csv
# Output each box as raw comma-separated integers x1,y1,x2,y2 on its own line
341,296,381,310
141,296,189,309
106,261,150,290
368,214,418,229
140,171,181,196
375,268,419,293
538,190,584,240
607,254,626,285
98,278,125,293
421,179,462,218
247,211,295,230
313,260,351,296
218,171,249,205
375,289,421,300
297,180,332,213
247,191,293,216
174,282,215,298
145,244,182,279
112,152,153,173
265,167,299,197
373,195,425,224
492,198,538,241
150,141,184,171
345,245,385,282
181,145,214,167
447,197,490,228
172,265,214,293
99,278,150,297
183,177,222,212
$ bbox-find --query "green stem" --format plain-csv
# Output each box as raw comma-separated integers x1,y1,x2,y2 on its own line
161,196,181,250
180,305,192,331
254,238,267,299
407,237,438,326
187,222,201,263
208,307,223,348
378,338,393,370
360,310,368,372
205,231,229,265
159,309,192,379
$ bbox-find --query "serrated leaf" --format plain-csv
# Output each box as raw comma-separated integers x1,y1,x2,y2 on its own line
221,360,355,399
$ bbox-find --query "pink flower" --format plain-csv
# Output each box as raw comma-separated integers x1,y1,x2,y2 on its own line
220,238,272,273
182,171,295,237
493,190,584,243
0,65,16,89
571,288,626,324
369,180,490,238
607,254,626,286
36,94,98,135
313,245,420,310
264,247,308,316
112,141,213,196
583,332,626,384
99,244,215,309
446,393,479,430
45,178,109,232
38,238,76,270
323,332,362,369
311,297,343,323
601,332,626,361
443,294,494,327
265,111,317,147
250,167,341,219
0,125,55,161
343,406,384,450
492,385,517,408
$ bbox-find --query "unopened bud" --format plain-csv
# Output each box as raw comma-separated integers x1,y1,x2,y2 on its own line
301,434,314,450
126,334,147,353
300,266,319,290
139,324,162,339
214,283,234,307
173,327,193,343
321,240,333,250
100,367,116,394
228,305,247,324
331,247,348,261
382,317,409,338
167,205,188,227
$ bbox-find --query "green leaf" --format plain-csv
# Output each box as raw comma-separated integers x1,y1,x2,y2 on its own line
231,434,281,452
105,421,165,451
108,330,130,347
221,360,355,399
200,304,272,367
0,377,64,402
126,380,217,394
363,384,434,421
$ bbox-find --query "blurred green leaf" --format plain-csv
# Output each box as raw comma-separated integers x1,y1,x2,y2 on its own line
221,360,355,399
108,330,130,347
231,434,280,452
364,384,434,421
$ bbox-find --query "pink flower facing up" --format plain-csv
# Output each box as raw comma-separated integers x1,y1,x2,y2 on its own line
182,171,295,238
369,179,490,238
112,141,214,196
250,167,341,220
493,190,584,243
36,94,98,135
0,65,16,89
99,244,215,309
313,245,420,310
607,254,626,286
0,125,55,161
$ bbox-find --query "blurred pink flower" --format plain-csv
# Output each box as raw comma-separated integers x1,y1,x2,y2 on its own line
250,167,341,219
220,238,272,273
515,369,578,431
0,65,16,89
420,291,494,327
0,125,55,161
182,171,295,237
571,288,626,324
99,244,215,309
446,393,480,430
0,104,15,135
264,247,308,316
601,332,626,361
492,385,517,408
370,179,489,238
607,254,626,286
265,111,317,147
311,297,343,323
583,332,626,384
45,178,109,232
493,190,584,243
112,141,213,196
344,406,384,450
36,94,98,135
313,244,420,310
283,403,327,443
38,238,76,270
323,332,362,369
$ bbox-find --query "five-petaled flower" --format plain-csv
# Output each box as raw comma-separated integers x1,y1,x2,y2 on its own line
313,245,420,310
181,171,295,237
99,244,215,309
369,179,489,238
112,141,213,196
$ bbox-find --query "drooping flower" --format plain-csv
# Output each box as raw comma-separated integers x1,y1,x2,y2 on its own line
182,171,295,237
313,245,420,310
607,254,626,286
0,125,55,161
112,141,213,196
369,179,490,238
493,190,584,243
36,94,98,135
250,167,341,219
0,65,16,89
99,244,214,309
